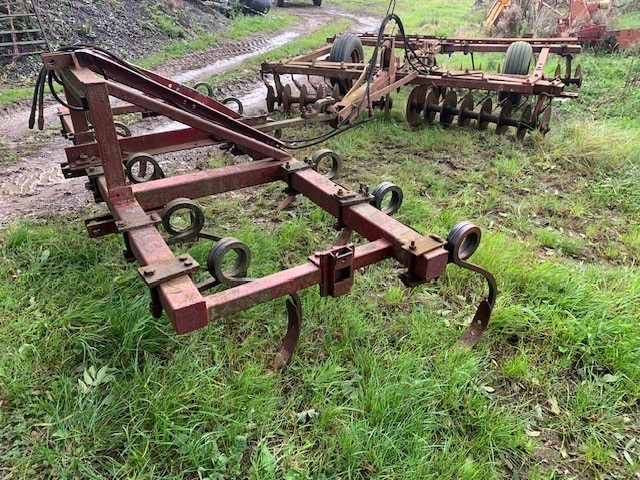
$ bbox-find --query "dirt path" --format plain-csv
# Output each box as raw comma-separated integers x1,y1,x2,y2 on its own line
0,6,380,227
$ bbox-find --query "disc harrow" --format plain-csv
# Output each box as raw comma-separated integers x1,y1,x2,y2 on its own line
414,89,541,139
260,19,584,139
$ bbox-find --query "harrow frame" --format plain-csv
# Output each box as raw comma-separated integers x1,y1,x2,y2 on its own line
37,47,497,366
260,32,583,138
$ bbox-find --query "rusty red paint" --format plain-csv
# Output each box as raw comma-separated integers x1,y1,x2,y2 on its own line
132,159,284,211
40,46,497,360
260,31,584,137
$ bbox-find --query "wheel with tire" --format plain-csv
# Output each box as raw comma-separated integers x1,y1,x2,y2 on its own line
328,33,364,94
499,41,532,106
240,0,270,13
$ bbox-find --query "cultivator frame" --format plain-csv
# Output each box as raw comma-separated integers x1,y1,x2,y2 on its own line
36,47,497,365
261,32,583,138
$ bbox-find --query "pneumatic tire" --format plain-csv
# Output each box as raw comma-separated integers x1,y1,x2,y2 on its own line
328,33,364,94
499,41,532,106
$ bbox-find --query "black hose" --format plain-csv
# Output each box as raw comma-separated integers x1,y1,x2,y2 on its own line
28,44,142,130
282,117,372,150
280,13,427,149
279,14,397,147
47,71,84,112
37,66,46,130
29,68,45,129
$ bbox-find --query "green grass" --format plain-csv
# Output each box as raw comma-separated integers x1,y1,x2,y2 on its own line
338,0,484,35
144,2,187,39
0,142,20,164
0,86,35,107
1,0,640,478
222,11,299,40
138,11,299,68
614,9,640,30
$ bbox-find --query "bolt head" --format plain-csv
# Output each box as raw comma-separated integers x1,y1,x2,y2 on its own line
143,268,155,276
179,254,188,261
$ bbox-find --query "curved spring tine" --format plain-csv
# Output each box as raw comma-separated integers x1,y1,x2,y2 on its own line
332,228,353,247
206,241,304,367
272,293,302,370
260,71,271,87
446,223,497,348
277,194,297,211
457,300,492,348
273,74,285,100
455,259,497,348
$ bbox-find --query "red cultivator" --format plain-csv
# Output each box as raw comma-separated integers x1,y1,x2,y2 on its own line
485,0,640,50
31,45,497,366
260,16,583,139
558,0,640,49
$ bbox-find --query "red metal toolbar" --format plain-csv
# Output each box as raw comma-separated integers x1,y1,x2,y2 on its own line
36,46,497,364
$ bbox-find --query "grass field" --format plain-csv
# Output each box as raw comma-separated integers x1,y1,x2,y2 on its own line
1,0,639,478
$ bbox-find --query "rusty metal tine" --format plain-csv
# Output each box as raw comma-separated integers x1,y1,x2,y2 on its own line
277,194,297,211
457,300,492,348
272,293,302,370
332,228,353,247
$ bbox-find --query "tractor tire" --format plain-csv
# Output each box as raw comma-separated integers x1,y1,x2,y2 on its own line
499,41,532,106
328,33,364,94
241,0,270,13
